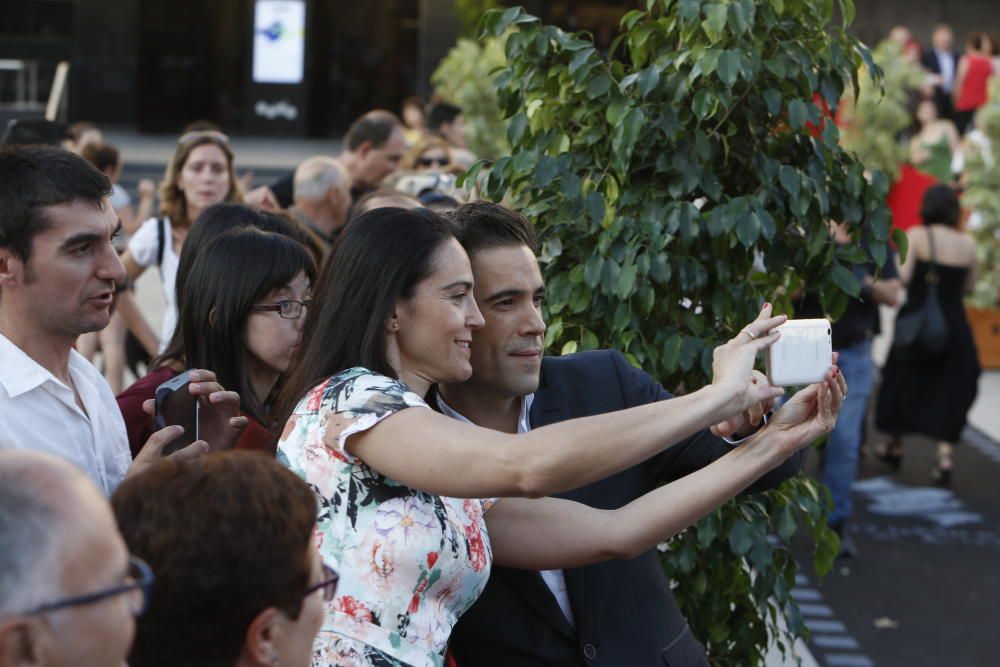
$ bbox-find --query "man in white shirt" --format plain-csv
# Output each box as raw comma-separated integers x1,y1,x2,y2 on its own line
0,146,245,494
0,450,144,666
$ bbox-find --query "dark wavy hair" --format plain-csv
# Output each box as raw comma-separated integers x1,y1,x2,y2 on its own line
275,206,455,428
111,451,318,667
179,227,315,424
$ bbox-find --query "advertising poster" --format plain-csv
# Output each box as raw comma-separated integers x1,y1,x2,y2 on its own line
252,0,306,84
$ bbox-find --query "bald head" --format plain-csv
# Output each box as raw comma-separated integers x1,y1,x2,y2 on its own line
293,156,351,203
0,451,136,667
0,451,104,617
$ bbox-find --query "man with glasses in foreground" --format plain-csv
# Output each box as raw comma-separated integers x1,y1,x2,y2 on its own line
0,450,151,666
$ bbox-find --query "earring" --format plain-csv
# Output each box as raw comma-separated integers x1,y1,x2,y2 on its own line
391,323,398,330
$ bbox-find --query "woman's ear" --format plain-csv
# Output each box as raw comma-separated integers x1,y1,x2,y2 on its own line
242,607,281,666
386,309,400,333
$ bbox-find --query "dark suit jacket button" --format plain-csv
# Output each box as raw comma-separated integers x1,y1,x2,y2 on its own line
583,644,597,660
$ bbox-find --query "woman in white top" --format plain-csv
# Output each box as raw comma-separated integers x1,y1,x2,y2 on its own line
120,129,242,351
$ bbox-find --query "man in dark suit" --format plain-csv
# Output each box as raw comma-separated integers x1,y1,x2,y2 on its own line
921,24,959,122
438,202,803,666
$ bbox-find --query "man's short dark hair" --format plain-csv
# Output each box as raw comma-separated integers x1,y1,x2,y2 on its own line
0,145,111,261
447,201,538,256
344,110,402,152
426,103,463,132
81,142,121,174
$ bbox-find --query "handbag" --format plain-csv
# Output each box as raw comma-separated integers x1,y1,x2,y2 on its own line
892,226,949,360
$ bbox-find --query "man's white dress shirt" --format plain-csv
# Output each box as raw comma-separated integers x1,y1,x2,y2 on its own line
936,49,956,92
437,392,578,627
0,333,131,495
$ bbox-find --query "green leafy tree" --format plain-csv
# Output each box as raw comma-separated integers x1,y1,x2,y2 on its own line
839,39,925,181
961,82,1000,309
472,2,899,663
432,35,510,159
455,0,501,38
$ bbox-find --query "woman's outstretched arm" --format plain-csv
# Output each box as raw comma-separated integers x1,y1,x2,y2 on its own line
347,306,793,499
485,369,846,570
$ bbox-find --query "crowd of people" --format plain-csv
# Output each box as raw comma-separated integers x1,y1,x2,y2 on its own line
0,23,987,667
0,91,852,666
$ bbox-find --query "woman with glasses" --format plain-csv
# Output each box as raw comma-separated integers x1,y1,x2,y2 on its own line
117,213,315,455
112,450,334,667
119,127,243,353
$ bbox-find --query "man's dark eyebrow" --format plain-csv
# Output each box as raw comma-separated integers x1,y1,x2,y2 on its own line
60,232,103,249
484,284,546,303
60,221,123,250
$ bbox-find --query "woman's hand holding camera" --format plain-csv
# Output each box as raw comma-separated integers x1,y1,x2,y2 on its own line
710,303,786,419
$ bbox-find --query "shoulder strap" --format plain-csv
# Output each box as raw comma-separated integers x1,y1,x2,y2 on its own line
156,217,165,267
924,226,940,284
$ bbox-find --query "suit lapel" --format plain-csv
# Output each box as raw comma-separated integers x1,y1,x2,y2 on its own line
529,363,571,428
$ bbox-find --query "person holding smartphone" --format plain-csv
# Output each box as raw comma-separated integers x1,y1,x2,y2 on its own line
0,146,247,495
117,205,316,456
273,206,846,667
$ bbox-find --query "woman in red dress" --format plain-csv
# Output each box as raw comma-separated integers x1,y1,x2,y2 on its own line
953,32,994,133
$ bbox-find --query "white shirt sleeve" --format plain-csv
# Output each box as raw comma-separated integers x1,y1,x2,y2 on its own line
127,217,162,268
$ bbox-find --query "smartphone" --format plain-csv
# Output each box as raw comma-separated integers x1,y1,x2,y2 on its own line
765,319,833,386
154,370,201,456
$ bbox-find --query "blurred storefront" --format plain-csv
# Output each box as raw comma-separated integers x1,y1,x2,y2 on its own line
5,0,1000,137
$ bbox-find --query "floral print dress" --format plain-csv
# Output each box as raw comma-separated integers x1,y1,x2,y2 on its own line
278,368,494,667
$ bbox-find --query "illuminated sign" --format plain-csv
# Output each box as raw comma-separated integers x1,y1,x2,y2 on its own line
252,0,306,84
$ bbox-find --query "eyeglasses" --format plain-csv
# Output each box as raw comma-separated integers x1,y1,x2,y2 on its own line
304,563,339,602
251,299,310,320
24,556,154,618
417,156,449,168
177,129,230,145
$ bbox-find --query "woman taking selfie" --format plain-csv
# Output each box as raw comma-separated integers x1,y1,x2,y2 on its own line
275,208,846,667
120,129,243,351
118,222,315,455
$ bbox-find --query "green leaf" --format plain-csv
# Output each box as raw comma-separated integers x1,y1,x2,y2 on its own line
584,255,604,288
729,519,754,556
661,334,682,371
717,50,740,87
617,264,638,299
777,504,797,542
736,213,760,247
891,227,909,263
778,166,801,199
560,340,578,355
692,89,715,120
534,156,558,188
788,99,808,129
638,66,662,98
620,107,646,155
507,112,528,144
763,89,781,116
831,264,861,298
704,3,728,42
606,99,628,125
587,73,612,99
587,192,606,225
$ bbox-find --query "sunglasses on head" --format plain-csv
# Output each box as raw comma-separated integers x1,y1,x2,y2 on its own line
417,156,449,167
177,130,230,145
